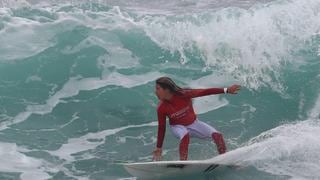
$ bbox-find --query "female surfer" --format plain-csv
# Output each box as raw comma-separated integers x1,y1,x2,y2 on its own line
152,77,240,161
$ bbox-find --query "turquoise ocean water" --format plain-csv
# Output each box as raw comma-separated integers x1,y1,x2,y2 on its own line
0,0,320,179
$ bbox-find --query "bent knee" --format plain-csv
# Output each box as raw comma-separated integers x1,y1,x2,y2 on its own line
212,132,223,139
180,132,190,140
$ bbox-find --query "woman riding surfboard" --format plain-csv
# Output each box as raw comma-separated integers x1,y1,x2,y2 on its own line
153,77,240,161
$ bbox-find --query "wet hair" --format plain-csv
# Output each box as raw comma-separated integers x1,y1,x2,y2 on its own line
156,77,183,95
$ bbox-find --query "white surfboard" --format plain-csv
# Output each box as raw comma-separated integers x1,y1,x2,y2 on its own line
123,160,224,179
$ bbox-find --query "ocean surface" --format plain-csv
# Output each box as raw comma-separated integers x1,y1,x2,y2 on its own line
0,0,320,179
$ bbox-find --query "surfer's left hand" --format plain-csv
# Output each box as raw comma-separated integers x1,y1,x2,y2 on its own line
227,84,241,94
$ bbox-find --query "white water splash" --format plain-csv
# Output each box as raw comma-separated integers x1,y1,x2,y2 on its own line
208,94,320,179
48,121,157,161
0,142,51,180
140,0,320,92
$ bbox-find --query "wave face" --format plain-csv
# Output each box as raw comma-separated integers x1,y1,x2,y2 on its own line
0,0,319,179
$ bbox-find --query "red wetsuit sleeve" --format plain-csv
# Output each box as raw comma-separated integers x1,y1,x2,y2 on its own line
156,108,166,148
182,88,225,98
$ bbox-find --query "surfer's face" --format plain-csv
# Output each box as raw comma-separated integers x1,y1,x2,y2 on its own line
155,84,171,100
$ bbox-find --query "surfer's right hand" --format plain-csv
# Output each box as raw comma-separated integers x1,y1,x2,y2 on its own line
152,148,162,161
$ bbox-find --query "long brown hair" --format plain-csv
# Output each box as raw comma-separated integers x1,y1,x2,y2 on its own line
156,77,184,95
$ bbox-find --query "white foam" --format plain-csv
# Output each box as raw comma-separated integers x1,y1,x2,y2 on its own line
0,142,51,180
53,6,138,31
206,94,320,178
309,94,320,119
187,73,232,114
211,118,320,179
25,75,42,83
0,0,30,7
0,71,162,130
0,6,131,61
139,0,320,92
48,121,157,161
0,13,57,61
204,93,320,179
61,31,140,70
193,93,228,115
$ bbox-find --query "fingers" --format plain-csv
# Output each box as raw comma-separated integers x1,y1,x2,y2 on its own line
153,155,161,161
229,84,241,94
234,85,241,89
152,151,161,161
152,155,157,161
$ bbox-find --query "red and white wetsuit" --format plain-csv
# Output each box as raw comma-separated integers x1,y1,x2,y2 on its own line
156,88,225,149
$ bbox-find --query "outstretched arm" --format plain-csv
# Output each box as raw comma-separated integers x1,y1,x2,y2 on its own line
182,88,225,98
182,84,241,98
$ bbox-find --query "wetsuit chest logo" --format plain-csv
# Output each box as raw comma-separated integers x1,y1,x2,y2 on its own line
169,106,190,119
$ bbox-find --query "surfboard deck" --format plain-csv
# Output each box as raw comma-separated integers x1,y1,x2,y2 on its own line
122,160,224,179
